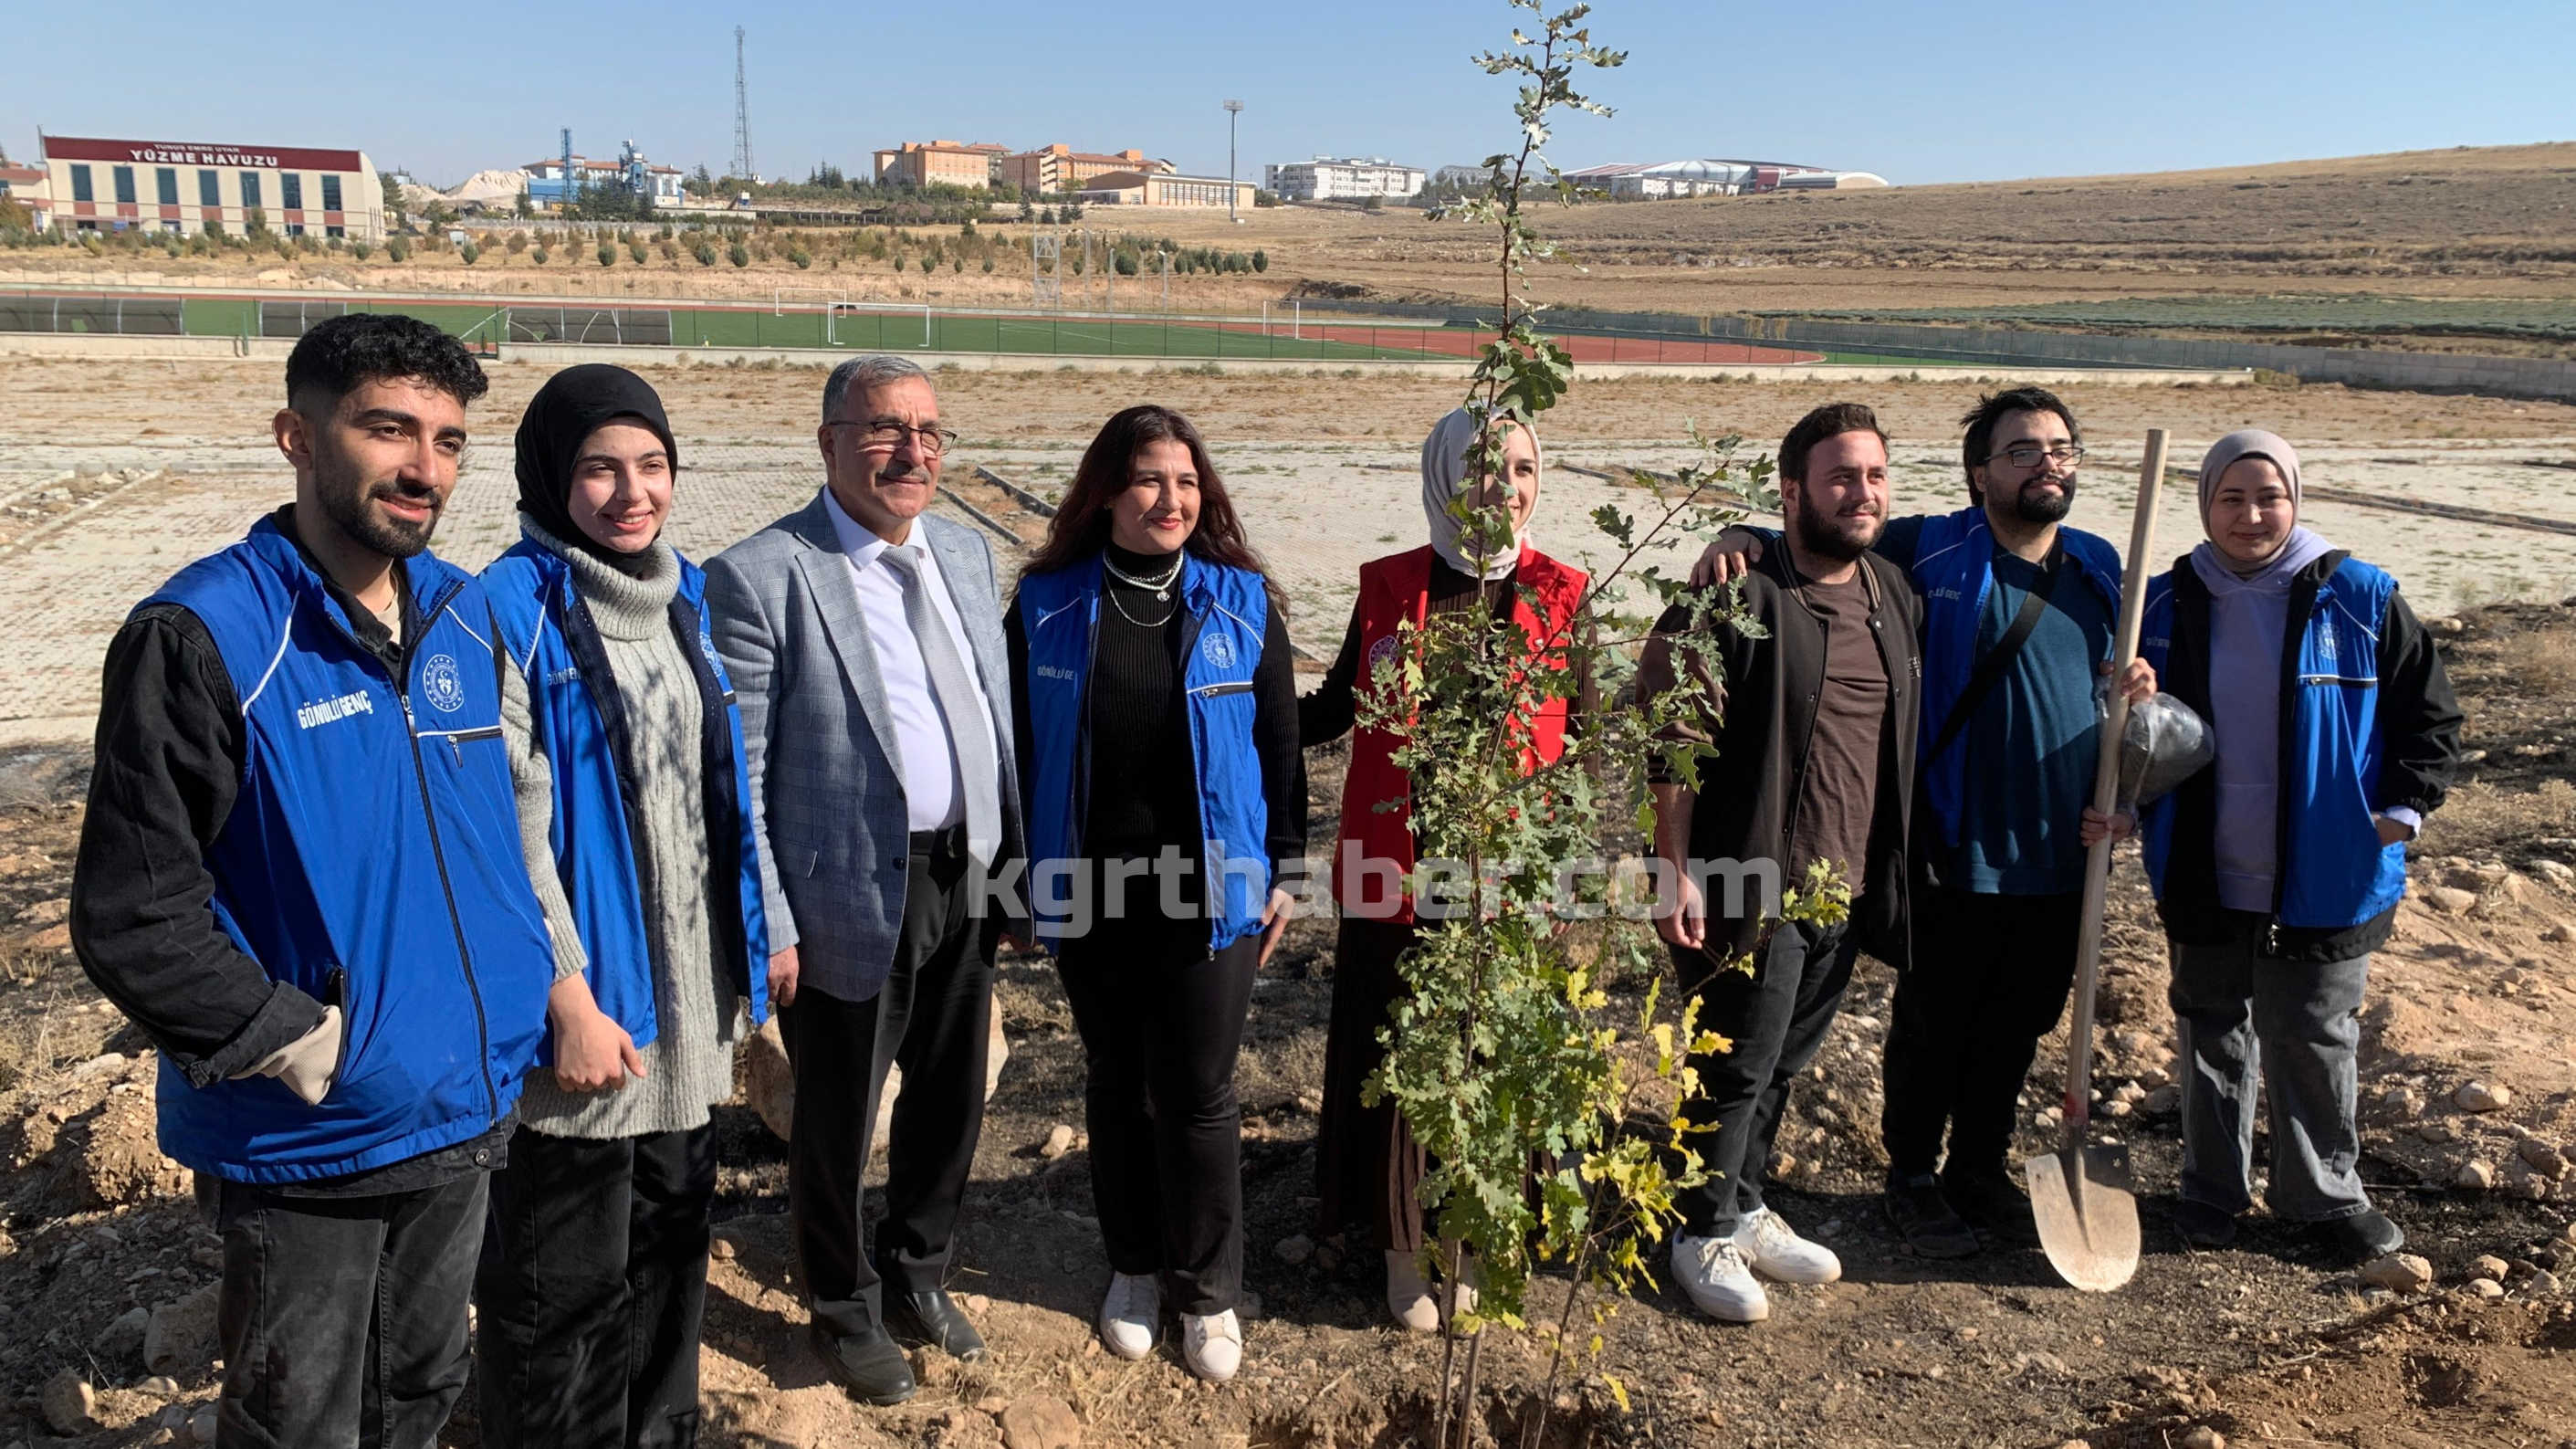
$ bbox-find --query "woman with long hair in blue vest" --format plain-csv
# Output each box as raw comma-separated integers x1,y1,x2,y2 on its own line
1007,404,1304,1383
476,365,785,1447
2132,430,2461,1264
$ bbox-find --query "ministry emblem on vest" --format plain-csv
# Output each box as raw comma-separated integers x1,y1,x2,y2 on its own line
421,653,466,713
1367,635,1399,674
1202,632,1237,670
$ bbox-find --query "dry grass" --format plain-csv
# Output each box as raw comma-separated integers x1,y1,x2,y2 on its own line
2421,776,2576,862
2491,625,2576,696
2419,605,2576,863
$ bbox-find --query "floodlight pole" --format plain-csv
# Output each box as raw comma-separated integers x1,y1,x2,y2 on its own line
1224,100,1244,223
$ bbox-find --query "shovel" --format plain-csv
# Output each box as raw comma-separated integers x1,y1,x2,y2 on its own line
2026,427,2168,1293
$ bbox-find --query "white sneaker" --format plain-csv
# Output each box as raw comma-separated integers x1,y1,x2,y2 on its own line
1671,1234,1769,1323
1097,1272,1159,1360
1734,1207,1842,1286
1180,1308,1242,1382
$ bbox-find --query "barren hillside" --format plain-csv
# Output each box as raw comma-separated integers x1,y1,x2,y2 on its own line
6,144,2572,344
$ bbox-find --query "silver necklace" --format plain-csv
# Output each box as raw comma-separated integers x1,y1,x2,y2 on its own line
1105,584,1178,630
1104,551,1183,603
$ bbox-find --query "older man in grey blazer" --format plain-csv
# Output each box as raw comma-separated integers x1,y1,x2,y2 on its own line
706,354,1023,1408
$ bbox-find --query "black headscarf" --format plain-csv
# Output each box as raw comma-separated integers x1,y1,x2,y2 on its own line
514,363,680,574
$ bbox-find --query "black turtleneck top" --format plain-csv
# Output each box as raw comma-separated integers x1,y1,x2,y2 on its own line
1006,543,1307,924
1085,542,1201,854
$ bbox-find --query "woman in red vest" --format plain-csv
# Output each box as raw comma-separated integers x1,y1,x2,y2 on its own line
1300,406,1590,1330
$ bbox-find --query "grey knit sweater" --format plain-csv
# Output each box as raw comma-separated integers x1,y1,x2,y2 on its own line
503,521,744,1139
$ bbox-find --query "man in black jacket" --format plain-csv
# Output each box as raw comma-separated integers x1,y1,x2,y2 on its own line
1638,403,1922,1323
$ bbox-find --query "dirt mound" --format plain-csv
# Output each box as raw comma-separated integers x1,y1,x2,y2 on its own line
443,169,531,206
2163,1291,2576,1449
25,1062,192,1212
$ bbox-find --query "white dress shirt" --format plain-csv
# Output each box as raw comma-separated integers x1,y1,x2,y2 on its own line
821,488,1000,835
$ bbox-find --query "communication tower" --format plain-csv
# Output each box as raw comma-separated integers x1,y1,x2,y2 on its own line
730,27,757,182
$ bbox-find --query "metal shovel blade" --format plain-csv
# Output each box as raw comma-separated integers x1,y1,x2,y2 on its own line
2025,1141,2141,1292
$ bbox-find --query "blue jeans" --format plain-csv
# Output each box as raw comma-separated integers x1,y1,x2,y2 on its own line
2167,918,2372,1223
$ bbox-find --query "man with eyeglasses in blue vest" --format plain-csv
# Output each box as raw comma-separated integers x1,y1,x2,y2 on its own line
71,314,555,1447
1690,385,2152,1260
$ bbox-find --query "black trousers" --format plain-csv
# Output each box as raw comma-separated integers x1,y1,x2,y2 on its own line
475,1124,716,1449
1057,924,1260,1316
211,1170,486,1448
1880,883,2083,1180
1672,916,1859,1238
787,828,995,1340
1314,918,1429,1254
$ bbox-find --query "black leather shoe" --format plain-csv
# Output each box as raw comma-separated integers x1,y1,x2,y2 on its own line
808,1323,916,1406
2311,1209,2403,1265
1885,1173,1981,1259
885,1288,989,1362
1941,1162,2037,1244
2172,1197,2241,1250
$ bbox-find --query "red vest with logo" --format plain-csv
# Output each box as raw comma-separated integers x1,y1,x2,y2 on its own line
1334,543,1587,924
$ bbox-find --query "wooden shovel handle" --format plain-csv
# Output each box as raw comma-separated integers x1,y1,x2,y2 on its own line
2063,429,2169,1142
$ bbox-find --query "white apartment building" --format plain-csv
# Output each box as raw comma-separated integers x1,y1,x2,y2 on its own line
1262,156,1425,202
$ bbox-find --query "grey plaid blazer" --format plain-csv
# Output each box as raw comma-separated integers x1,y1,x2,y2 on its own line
704,494,1024,1004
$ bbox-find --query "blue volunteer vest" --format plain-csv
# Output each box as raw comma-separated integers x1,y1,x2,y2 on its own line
482,540,770,1057
2138,556,2409,930
144,517,554,1184
1909,507,2125,847
1016,553,1272,951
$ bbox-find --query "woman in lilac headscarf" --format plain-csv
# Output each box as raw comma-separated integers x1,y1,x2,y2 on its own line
2131,430,2461,1264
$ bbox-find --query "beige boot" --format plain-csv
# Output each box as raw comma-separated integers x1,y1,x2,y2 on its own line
1384,1250,1440,1332
1449,1273,1481,1321
1386,1250,1480,1331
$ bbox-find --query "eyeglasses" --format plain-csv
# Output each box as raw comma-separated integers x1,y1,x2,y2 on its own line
1984,444,2085,470
828,419,960,457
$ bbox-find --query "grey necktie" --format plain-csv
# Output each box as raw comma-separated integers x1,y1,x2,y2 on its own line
882,546,1000,864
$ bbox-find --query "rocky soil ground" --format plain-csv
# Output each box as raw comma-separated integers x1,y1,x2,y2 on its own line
4,593,2576,1447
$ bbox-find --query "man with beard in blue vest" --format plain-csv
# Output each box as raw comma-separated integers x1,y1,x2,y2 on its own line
71,314,555,1447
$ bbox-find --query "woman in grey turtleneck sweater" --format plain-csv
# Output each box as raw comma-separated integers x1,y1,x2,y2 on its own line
2134,429,2460,1269
474,366,789,1449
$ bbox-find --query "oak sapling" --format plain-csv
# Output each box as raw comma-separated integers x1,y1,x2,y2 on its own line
1363,5,1847,1444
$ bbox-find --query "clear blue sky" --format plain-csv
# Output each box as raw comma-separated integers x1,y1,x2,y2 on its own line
11,0,2571,188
